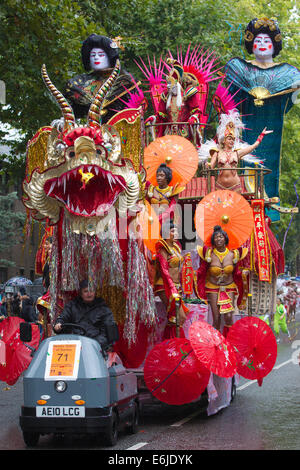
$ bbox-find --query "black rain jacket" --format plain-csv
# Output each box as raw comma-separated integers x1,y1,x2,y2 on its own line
54,296,115,350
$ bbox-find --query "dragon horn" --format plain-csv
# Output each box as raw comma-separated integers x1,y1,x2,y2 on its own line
88,59,121,128
41,64,76,132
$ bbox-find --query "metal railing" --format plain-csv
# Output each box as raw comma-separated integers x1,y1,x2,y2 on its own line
145,121,210,146
201,166,273,200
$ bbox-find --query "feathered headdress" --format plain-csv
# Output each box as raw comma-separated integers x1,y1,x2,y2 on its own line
216,109,245,144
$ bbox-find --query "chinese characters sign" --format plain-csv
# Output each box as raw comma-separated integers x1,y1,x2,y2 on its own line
251,200,270,282
182,253,194,295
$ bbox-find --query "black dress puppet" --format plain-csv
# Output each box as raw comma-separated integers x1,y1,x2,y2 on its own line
65,34,135,122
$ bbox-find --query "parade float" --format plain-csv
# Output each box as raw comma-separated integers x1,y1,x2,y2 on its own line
1,18,299,420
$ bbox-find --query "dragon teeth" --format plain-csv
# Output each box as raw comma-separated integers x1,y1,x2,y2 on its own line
47,181,56,196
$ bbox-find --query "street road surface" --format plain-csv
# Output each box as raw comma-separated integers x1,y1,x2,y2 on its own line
0,315,299,451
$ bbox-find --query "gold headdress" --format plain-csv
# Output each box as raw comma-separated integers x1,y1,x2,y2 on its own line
224,121,235,139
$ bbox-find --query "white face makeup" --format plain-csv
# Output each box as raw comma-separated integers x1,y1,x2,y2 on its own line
90,48,110,71
253,34,274,62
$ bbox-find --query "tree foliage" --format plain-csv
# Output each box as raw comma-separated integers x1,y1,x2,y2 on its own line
0,192,26,266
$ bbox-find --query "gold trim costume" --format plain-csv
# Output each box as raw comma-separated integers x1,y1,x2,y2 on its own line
196,245,249,313
155,239,189,338
146,182,184,225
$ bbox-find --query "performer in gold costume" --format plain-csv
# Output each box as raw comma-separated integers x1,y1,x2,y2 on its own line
154,222,189,339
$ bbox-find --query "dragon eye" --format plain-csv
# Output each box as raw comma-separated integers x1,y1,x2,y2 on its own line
65,147,75,159
96,146,107,158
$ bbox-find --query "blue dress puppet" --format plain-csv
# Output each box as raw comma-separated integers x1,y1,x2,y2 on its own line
224,17,300,221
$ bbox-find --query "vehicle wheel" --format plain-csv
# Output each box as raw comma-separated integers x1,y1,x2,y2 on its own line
23,431,40,447
103,410,118,446
127,401,139,434
231,377,237,402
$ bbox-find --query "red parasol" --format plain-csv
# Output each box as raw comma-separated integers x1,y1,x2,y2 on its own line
114,322,149,369
144,338,210,405
227,316,277,386
189,321,237,378
0,317,41,386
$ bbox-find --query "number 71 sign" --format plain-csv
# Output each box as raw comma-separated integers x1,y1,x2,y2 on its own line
45,340,81,380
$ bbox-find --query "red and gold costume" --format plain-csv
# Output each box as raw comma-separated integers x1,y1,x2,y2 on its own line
155,239,189,338
154,60,206,144
196,245,249,313
156,84,204,140
146,182,184,225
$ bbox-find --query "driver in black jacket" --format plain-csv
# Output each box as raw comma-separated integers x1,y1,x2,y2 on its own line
53,280,116,351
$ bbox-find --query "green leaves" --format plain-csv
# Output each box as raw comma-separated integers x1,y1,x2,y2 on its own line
0,192,26,266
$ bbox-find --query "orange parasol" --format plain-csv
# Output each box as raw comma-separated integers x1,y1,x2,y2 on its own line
143,135,199,187
194,190,254,249
135,200,161,253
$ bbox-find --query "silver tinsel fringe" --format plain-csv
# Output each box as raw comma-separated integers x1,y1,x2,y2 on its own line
60,218,125,292
124,235,157,345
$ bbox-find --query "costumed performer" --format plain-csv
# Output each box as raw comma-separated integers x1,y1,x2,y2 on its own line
201,110,273,193
196,225,248,336
154,221,189,339
146,163,184,225
147,59,204,144
224,17,300,218
65,34,135,122
274,297,291,342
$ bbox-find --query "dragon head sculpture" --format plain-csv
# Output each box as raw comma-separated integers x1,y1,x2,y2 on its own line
23,60,142,235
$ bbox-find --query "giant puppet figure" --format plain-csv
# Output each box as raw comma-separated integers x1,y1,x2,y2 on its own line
23,57,156,368
65,34,136,123
224,17,300,220
137,46,221,145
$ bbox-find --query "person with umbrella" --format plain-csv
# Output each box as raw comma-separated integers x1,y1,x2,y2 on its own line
19,287,37,323
154,221,189,339
196,225,248,337
11,293,22,317
145,164,184,226
143,135,198,226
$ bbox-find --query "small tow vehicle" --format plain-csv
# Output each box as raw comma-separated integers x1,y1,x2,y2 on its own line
19,322,139,447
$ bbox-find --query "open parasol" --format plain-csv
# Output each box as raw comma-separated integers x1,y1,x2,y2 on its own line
135,200,161,253
143,135,199,187
0,317,41,386
194,190,254,249
5,277,33,287
189,321,237,378
144,338,210,405
227,316,277,386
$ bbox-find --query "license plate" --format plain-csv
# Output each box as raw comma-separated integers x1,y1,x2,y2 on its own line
36,406,85,417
